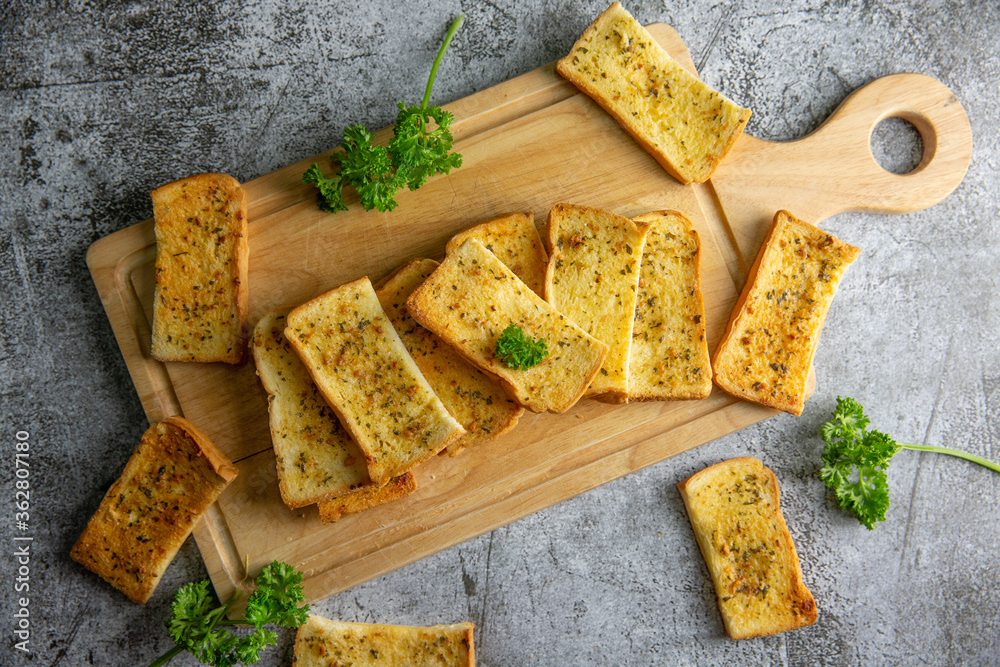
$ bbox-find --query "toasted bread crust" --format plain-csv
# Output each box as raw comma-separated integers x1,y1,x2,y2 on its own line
556,3,751,184
376,258,523,456
712,210,860,415
284,278,464,485
151,173,249,363
316,472,417,523
70,417,236,603
251,309,379,508
544,203,648,402
628,210,712,400
293,615,475,667
406,238,608,414
677,457,818,639
446,212,549,298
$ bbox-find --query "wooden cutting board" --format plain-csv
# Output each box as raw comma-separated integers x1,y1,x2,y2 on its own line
86,23,971,605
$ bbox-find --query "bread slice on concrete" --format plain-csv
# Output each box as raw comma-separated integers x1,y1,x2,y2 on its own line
317,472,416,523
677,457,818,640
712,210,860,415
376,258,523,457
406,238,608,414
293,614,475,667
544,203,648,403
252,308,383,508
629,210,712,400
446,212,549,298
285,278,465,486
556,2,751,184
70,417,237,603
151,173,249,363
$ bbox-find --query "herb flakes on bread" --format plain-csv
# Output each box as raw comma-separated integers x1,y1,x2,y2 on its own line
544,203,649,403
446,212,549,298
677,457,817,639
293,614,475,667
316,472,417,523
376,258,523,456
285,277,464,486
629,210,712,400
406,238,608,414
151,173,249,364
556,2,751,184
252,308,389,508
712,210,860,415
70,417,237,604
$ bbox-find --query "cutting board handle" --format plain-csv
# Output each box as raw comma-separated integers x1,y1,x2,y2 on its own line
711,73,973,265
792,72,973,215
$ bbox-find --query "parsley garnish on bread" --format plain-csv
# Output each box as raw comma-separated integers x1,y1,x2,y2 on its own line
494,324,548,370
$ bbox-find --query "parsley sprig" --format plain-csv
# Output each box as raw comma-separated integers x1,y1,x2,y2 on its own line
820,396,1000,530
148,561,310,667
495,324,548,370
303,15,464,213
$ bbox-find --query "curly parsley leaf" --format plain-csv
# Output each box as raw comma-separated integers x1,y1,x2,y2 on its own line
166,580,236,666
305,14,464,214
390,103,462,191
495,325,548,370
332,123,407,212
819,396,1000,530
244,561,309,630
302,164,347,213
149,561,309,667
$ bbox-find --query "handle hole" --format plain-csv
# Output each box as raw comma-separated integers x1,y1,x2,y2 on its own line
870,116,924,175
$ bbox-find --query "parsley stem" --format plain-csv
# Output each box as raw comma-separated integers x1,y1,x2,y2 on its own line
148,644,185,667
899,443,1000,474
421,14,464,110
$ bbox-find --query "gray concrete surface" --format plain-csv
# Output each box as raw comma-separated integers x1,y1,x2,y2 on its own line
2,0,998,665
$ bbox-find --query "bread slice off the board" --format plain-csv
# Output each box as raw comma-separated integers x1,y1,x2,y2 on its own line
556,2,751,185
317,472,416,523
151,173,249,363
446,212,549,298
677,457,818,640
544,203,648,403
712,210,860,415
70,417,237,603
628,210,712,400
285,277,465,486
406,238,608,414
252,308,408,508
293,614,475,667
376,258,523,457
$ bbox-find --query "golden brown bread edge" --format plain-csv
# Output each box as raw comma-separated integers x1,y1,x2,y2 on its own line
168,416,240,483
317,472,417,523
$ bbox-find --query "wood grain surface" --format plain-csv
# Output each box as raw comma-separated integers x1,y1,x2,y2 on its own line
85,23,971,605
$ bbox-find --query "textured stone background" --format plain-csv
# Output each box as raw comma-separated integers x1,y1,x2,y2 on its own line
2,0,998,665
